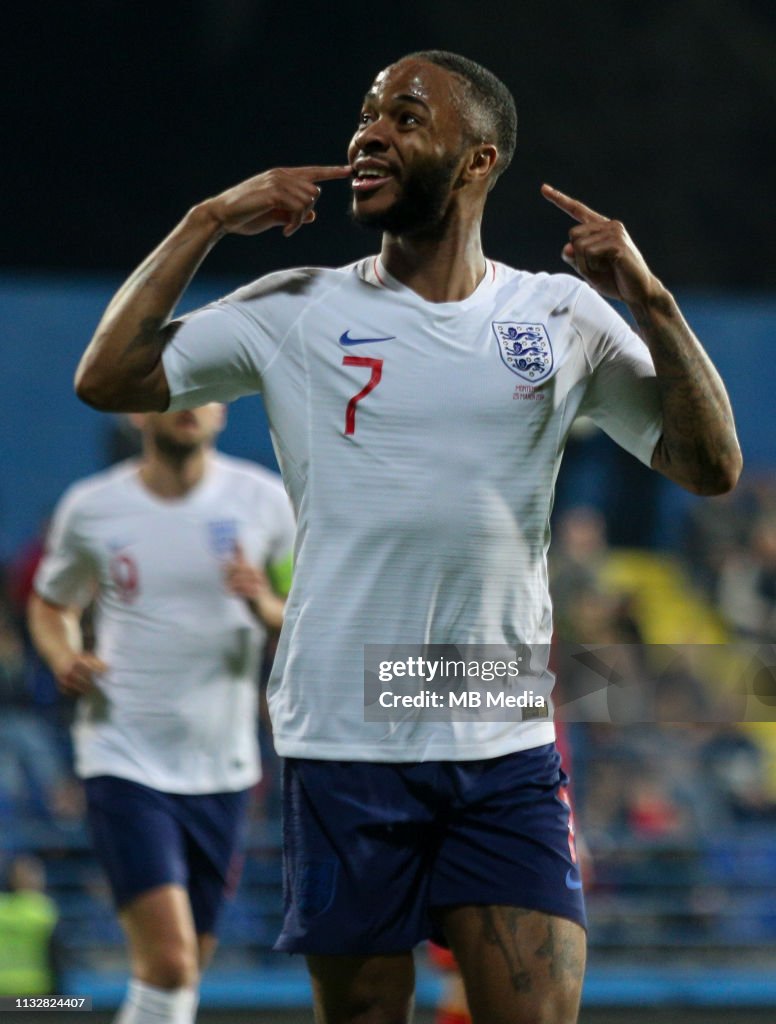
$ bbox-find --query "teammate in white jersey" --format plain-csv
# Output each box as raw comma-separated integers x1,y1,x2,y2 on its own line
28,405,294,1024
72,50,740,1024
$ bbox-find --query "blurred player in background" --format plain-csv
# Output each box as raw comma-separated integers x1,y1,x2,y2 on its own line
28,405,294,1024
72,49,740,1024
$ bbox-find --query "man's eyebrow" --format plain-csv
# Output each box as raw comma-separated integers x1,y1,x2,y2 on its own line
394,93,431,111
362,91,432,113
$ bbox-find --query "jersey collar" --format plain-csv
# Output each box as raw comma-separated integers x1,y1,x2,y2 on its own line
362,256,500,314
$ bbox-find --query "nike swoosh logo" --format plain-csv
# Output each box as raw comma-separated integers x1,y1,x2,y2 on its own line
565,868,583,890
339,330,396,346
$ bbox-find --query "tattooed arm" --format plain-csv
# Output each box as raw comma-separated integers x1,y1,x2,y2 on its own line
629,290,741,495
75,165,350,412
542,184,742,496
75,210,220,412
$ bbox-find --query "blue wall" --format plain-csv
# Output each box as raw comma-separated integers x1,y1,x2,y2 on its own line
0,274,276,560
1,274,774,560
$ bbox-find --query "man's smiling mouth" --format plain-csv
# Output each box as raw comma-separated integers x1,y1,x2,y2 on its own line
351,161,396,192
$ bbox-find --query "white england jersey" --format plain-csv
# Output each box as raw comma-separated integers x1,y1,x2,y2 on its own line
163,258,662,761
34,454,295,793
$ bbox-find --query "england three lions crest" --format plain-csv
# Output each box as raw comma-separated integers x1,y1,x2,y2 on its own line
492,322,554,383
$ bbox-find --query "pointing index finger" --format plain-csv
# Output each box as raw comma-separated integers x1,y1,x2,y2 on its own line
296,165,353,182
541,183,608,224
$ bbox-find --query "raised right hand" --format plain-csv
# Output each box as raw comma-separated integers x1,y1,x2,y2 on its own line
200,165,352,239
53,651,108,696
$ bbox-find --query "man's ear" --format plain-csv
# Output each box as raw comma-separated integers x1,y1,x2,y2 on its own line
127,412,146,431
461,144,499,187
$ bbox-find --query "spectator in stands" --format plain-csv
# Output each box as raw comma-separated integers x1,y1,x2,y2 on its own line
698,725,776,824
550,507,643,651
681,473,776,606
0,854,60,995
0,606,77,825
681,490,748,596
550,506,609,614
624,770,692,841
717,515,776,642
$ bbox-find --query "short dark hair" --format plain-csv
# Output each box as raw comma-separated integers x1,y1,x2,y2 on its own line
405,50,517,183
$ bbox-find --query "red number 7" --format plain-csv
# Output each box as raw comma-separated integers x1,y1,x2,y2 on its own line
343,356,383,435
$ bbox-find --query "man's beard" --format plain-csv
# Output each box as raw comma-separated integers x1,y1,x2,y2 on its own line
349,153,460,237
152,431,202,464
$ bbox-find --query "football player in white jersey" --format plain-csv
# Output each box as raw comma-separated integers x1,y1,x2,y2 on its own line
72,50,740,1024
28,404,295,1024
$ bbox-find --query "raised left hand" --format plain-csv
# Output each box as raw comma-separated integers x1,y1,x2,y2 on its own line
541,184,663,306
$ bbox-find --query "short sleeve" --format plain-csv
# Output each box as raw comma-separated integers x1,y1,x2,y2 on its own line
33,491,98,609
574,284,663,466
163,268,322,412
163,301,265,411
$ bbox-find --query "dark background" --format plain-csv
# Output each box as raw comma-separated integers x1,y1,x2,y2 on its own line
4,0,774,287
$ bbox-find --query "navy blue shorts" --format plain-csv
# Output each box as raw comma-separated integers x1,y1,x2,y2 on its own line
84,775,250,935
275,743,585,955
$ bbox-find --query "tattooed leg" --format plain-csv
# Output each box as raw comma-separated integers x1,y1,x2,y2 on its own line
436,905,585,1024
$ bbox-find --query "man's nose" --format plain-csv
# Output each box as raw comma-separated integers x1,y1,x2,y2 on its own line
355,117,391,151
